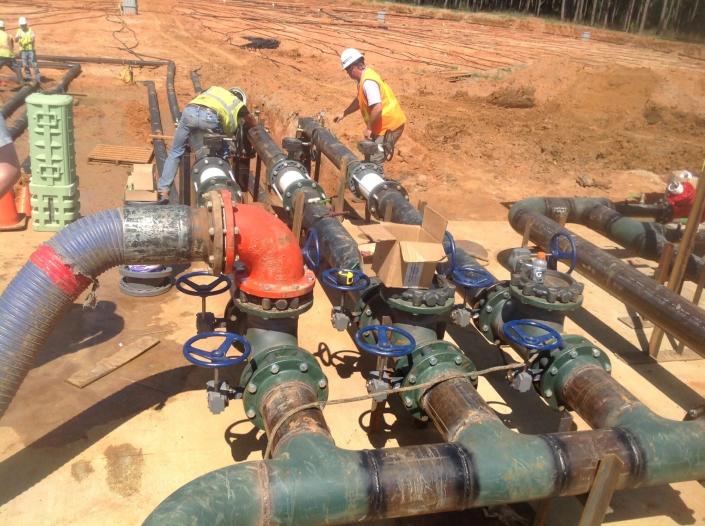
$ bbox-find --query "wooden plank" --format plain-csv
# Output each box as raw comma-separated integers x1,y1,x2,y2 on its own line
647,242,675,358
88,144,154,165
66,336,160,388
291,191,306,244
578,455,623,526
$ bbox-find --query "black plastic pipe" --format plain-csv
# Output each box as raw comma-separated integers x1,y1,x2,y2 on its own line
190,69,203,94
166,61,181,124
297,117,482,271
509,203,705,354
9,63,82,141
247,125,361,269
1,81,39,119
0,205,209,418
143,81,168,178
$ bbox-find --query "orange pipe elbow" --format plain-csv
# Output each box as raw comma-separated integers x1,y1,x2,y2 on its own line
231,203,315,299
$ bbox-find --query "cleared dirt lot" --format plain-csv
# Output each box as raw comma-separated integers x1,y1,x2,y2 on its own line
1,1,705,524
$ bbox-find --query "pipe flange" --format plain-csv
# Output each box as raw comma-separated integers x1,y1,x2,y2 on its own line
536,335,611,409
268,159,307,187
509,269,584,311
221,189,237,273
367,180,409,216
240,345,328,429
475,281,512,344
205,190,226,275
381,285,455,315
281,179,326,212
235,290,314,319
395,340,476,420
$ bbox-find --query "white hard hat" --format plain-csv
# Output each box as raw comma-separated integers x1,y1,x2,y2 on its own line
667,181,684,195
229,87,247,105
0,21,4,29
18,16,27,26
340,48,363,70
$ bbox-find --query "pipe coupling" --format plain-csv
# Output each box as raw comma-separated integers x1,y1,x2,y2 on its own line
269,159,325,211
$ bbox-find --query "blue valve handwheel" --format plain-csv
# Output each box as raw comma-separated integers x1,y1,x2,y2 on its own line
175,271,232,297
302,228,320,271
549,232,577,274
354,324,416,357
502,319,563,352
321,267,370,292
183,331,251,368
452,264,496,289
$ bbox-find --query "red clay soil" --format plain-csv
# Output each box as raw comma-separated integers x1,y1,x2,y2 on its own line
2,0,704,220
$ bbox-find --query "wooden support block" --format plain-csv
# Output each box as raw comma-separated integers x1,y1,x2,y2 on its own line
292,191,306,243
88,144,154,165
66,336,160,388
253,155,262,202
334,157,350,218
383,201,393,222
648,242,675,358
578,454,623,526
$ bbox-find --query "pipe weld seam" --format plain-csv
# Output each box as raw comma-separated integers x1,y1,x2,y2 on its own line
538,433,570,494
448,441,478,507
613,426,646,484
360,449,385,519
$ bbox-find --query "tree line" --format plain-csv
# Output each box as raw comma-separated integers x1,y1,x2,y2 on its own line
396,0,705,40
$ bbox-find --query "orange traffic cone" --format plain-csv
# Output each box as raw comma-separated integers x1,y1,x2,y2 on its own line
0,189,28,231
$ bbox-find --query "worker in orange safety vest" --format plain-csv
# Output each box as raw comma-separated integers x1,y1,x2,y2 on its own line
334,48,406,167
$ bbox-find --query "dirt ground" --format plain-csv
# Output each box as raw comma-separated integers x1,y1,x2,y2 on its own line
1,0,705,525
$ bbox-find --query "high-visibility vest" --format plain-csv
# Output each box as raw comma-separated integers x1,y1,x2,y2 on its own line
189,86,245,136
357,67,406,137
15,28,34,51
0,31,12,58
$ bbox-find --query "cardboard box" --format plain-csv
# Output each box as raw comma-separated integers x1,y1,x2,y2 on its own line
126,164,156,191
124,189,158,202
359,206,448,289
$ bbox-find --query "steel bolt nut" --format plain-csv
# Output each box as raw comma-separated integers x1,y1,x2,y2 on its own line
270,364,280,374
481,324,490,332
503,291,510,299
299,363,309,373
592,348,601,357
208,227,215,236
569,350,578,359
429,356,438,366
454,355,463,365
604,363,612,372
246,408,256,419
544,389,553,398
485,305,493,313
408,374,417,384
404,397,413,408
318,378,327,389
247,383,257,394
206,201,213,210
550,366,559,376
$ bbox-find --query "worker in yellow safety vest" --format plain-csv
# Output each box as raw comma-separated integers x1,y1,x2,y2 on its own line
158,86,256,202
14,17,40,83
334,48,406,167
0,20,21,83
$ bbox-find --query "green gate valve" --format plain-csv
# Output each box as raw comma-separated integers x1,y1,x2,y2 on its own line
240,345,328,429
395,340,477,421
535,334,612,409
475,282,512,344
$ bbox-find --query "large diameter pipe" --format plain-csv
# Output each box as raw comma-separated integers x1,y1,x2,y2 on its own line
247,124,287,169
1,81,39,119
0,205,209,418
298,117,358,169
509,204,705,354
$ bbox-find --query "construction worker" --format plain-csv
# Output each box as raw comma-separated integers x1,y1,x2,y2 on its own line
15,17,40,83
334,48,406,167
0,114,20,196
158,86,256,202
0,20,21,84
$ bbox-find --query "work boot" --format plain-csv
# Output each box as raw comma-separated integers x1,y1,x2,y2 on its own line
158,190,170,204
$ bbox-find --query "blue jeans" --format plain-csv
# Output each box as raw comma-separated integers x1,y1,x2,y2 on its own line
0,57,21,82
158,104,221,192
20,50,39,82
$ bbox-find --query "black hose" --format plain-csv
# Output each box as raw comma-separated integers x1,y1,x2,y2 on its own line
190,69,203,94
8,63,82,141
166,61,181,124
0,205,206,418
1,82,39,119
143,81,168,178
303,199,362,269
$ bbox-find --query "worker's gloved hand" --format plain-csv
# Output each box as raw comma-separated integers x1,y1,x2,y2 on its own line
333,114,344,123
